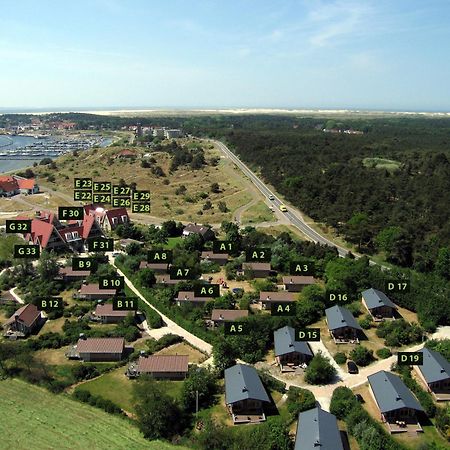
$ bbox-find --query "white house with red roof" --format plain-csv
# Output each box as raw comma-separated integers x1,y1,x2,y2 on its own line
84,204,129,232
0,176,39,197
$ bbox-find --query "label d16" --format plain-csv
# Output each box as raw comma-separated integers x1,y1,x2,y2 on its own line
397,352,423,365
112,297,138,310
385,280,410,293
271,302,296,316
224,322,249,335
37,297,63,311
6,219,31,233
87,238,113,252
194,284,220,297
148,250,173,263
296,328,320,341
326,291,349,302
245,248,271,262
99,276,124,290
14,245,40,259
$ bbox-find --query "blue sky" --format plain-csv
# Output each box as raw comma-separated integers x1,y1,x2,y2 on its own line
1,0,450,110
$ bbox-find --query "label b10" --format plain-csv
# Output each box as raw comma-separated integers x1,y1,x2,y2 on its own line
99,276,124,290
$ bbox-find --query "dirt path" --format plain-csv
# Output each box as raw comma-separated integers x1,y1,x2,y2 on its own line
109,255,213,355
9,287,24,304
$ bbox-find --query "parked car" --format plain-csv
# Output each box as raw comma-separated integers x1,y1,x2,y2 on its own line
355,393,364,403
347,360,359,374
268,194,275,200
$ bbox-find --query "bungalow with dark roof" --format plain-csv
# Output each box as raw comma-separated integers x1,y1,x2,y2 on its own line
415,348,450,401
69,337,125,362
3,303,43,338
282,276,315,292
126,355,189,380
210,309,248,326
76,284,117,300
225,363,271,424
274,326,313,372
325,305,363,343
259,291,296,309
362,288,397,320
92,303,134,324
57,266,91,281
155,274,184,285
294,407,344,450
139,261,169,274
242,262,272,278
182,223,215,241
201,251,229,266
368,370,424,433
176,291,213,306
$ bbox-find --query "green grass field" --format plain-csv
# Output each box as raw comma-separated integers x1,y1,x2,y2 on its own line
0,378,184,450
241,201,275,224
362,157,401,172
0,234,24,259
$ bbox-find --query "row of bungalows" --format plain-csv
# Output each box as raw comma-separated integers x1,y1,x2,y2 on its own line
274,326,313,372
3,303,43,338
67,337,126,362
126,355,189,380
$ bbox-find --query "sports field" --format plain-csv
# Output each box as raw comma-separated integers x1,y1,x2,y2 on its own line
0,378,184,450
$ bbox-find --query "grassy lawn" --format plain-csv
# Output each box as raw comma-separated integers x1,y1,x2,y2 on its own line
0,234,24,259
363,157,401,172
76,367,185,413
156,342,207,364
166,236,183,249
37,316,66,335
241,201,275,224
262,224,306,240
34,345,78,366
0,378,183,450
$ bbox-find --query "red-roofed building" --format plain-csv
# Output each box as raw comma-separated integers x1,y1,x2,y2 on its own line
115,149,137,159
0,176,38,196
84,205,129,232
3,303,43,337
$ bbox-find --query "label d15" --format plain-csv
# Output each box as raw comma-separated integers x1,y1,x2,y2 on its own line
295,328,320,341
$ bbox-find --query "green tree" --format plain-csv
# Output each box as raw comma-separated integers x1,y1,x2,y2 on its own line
304,351,337,385
133,377,183,440
435,247,450,280
137,268,156,288
349,345,374,366
181,366,217,412
286,387,316,420
37,251,59,281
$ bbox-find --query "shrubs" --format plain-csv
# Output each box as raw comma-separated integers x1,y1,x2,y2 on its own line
376,319,424,347
334,352,347,365
145,334,183,354
376,347,392,359
286,387,316,420
359,314,373,329
145,307,162,328
349,345,375,367
73,389,123,415
304,351,337,385
258,369,287,393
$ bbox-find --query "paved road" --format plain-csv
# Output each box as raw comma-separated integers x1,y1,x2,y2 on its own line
108,254,213,355
212,139,356,258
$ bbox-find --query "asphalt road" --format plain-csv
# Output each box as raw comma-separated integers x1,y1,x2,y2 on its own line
213,139,351,257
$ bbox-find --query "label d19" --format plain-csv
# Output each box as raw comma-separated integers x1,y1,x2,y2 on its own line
397,352,423,365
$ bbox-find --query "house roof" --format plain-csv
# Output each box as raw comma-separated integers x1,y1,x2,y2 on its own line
176,291,212,302
259,291,296,302
116,149,136,157
325,305,362,331
17,178,36,190
224,364,270,405
282,276,315,285
201,251,229,260
417,348,450,384
211,309,248,321
137,355,189,373
139,261,168,270
105,208,128,223
0,176,19,193
76,337,125,354
183,223,213,236
82,214,97,239
243,262,271,271
274,326,313,358
79,284,117,296
155,275,181,285
362,288,396,310
27,218,56,248
368,370,424,414
59,266,90,278
294,407,343,450
5,303,41,328
94,303,130,318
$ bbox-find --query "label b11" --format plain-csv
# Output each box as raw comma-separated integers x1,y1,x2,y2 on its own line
112,297,138,310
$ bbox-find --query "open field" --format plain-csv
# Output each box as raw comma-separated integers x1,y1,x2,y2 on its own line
363,157,402,172
76,366,184,413
8,139,256,225
0,378,182,450
155,341,207,364
241,200,275,224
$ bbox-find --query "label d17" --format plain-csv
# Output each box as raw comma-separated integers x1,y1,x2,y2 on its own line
385,280,410,293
